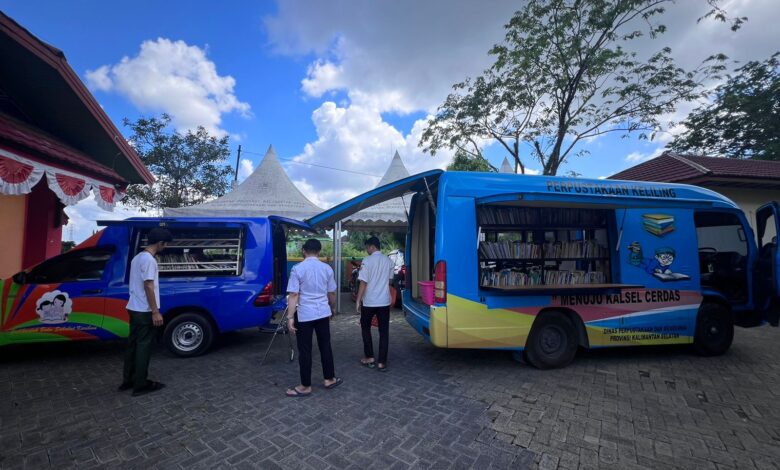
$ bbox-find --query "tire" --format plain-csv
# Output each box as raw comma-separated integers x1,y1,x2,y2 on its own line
163,313,215,357
525,311,579,369
693,303,733,356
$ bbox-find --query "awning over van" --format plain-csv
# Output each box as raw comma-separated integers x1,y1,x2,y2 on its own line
307,170,442,228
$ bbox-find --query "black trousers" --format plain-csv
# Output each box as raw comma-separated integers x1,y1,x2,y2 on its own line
295,315,335,387
122,310,155,389
361,306,390,364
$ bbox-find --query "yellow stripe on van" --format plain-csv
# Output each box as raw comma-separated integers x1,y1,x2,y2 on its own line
443,294,535,349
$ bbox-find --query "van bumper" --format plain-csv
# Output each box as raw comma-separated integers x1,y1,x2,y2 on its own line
404,300,430,340
404,297,447,348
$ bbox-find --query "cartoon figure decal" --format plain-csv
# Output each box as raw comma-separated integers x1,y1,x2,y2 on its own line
626,242,691,282
35,290,72,323
642,214,675,237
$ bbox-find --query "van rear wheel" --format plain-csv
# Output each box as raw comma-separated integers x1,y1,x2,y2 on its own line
164,313,214,357
693,303,733,356
525,311,578,369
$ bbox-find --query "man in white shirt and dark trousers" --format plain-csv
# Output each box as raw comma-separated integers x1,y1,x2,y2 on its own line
356,236,394,372
285,239,343,397
119,227,172,397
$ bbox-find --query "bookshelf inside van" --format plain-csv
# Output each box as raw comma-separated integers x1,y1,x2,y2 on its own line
138,227,244,276
477,206,612,289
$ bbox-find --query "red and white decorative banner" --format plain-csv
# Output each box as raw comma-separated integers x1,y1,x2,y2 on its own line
0,147,125,211
0,150,45,195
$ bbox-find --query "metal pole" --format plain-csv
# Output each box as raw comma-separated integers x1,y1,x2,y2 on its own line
234,144,242,183
334,220,342,314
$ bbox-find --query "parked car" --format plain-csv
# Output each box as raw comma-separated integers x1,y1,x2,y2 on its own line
0,216,312,357
308,170,780,369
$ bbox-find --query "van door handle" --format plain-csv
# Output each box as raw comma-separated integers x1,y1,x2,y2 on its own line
81,289,103,294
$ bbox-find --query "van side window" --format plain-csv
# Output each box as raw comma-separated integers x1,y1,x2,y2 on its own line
758,211,777,250
137,228,244,277
26,247,115,284
694,211,748,303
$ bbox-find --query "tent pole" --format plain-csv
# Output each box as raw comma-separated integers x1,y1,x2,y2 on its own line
334,220,342,314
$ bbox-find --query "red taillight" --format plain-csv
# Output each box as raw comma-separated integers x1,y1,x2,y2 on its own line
254,282,273,306
434,260,446,304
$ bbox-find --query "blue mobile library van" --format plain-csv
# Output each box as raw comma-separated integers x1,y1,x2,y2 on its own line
0,216,311,356
309,170,780,368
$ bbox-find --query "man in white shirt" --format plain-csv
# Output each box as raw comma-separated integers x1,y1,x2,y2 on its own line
120,227,172,397
285,239,343,397
356,236,394,372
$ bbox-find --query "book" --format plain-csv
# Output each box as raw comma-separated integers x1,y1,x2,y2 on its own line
653,272,690,281
643,214,674,224
642,214,675,237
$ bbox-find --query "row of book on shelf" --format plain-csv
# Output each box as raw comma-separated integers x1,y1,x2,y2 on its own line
480,267,607,288
479,240,607,259
158,253,237,271
478,207,606,226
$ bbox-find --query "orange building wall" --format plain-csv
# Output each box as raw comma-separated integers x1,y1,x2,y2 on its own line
0,193,27,279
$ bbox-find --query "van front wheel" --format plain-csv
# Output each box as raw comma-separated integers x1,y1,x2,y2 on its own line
164,313,214,357
693,303,733,356
525,312,578,369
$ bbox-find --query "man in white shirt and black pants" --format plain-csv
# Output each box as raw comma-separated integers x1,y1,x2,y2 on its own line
356,236,394,372
119,227,172,397
285,239,343,397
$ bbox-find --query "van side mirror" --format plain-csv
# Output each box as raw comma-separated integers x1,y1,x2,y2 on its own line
12,271,26,285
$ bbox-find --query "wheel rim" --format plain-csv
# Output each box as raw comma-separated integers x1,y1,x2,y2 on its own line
539,325,565,356
172,322,204,352
704,318,725,343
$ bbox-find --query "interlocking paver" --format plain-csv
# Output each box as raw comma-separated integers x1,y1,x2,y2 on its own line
2,304,780,469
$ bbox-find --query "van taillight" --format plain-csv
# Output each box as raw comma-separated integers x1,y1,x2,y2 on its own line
254,282,273,306
434,260,446,304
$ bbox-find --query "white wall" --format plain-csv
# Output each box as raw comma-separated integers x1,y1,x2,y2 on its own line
705,186,779,242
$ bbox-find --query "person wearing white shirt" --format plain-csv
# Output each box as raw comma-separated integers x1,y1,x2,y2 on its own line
355,236,394,372
285,239,343,397
119,227,171,397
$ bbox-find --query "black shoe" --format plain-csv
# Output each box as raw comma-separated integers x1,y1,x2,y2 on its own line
117,382,133,392
132,380,166,397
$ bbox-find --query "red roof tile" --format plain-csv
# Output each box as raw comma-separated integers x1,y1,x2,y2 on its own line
609,152,780,183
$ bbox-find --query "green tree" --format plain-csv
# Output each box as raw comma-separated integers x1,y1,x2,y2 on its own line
420,0,729,175
668,53,779,160
123,114,233,211
446,150,497,172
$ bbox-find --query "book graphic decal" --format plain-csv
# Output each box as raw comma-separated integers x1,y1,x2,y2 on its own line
642,214,675,237
626,242,691,282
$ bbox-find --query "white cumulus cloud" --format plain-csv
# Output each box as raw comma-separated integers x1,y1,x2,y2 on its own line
238,158,254,181
85,38,250,136
64,196,147,243
625,149,664,163
287,102,451,209
263,0,779,193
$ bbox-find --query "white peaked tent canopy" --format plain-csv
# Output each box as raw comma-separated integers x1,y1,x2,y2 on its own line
163,145,322,219
500,157,514,173
341,151,411,230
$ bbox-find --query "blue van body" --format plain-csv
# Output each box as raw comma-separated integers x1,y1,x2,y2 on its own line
310,170,780,368
0,216,309,356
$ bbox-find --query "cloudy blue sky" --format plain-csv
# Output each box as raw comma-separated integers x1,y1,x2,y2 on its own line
1,0,777,242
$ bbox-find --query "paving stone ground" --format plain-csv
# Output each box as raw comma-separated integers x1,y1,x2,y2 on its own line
1,300,780,469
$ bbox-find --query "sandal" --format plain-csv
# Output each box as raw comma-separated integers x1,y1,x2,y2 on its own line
377,364,388,372
131,380,166,397
324,377,343,390
360,359,376,368
117,382,133,392
285,386,312,397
